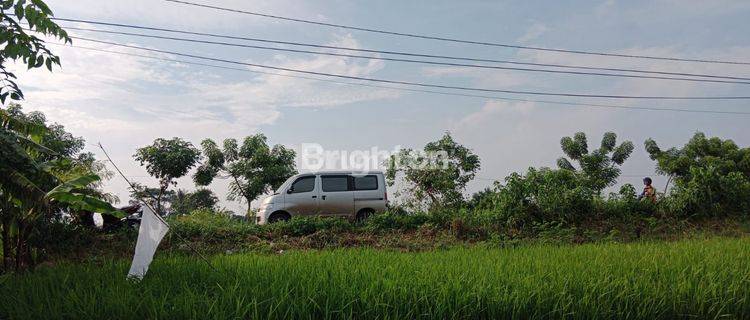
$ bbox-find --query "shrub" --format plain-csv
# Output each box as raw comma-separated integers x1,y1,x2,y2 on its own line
476,167,596,229
364,210,431,232
597,184,655,218
645,132,750,218
665,166,750,218
169,209,261,240
266,216,353,237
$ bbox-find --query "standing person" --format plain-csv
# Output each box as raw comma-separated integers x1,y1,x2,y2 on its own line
638,177,656,203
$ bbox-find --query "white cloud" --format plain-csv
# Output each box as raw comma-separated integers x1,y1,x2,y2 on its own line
45,0,318,31
517,22,549,43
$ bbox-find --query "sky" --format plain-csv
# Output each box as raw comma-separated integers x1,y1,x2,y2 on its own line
9,0,750,213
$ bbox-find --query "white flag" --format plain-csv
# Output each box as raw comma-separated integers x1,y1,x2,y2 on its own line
127,206,169,280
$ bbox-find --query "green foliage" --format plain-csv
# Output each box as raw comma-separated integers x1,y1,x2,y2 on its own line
363,210,431,232
664,166,750,218
386,132,480,209
1,104,115,271
194,134,296,216
558,131,634,193
645,132,750,180
45,174,121,217
0,0,70,104
267,216,353,237
475,167,595,229
134,137,200,183
171,210,353,241
127,182,172,209
646,132,750,217
597,184,655,218
169,208,259,241
170,189,219,215
134,137,200,213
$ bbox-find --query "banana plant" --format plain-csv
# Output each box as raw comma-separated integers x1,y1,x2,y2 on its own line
45,174,122,217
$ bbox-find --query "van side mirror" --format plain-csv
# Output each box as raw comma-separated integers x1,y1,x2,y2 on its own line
286,188,293,194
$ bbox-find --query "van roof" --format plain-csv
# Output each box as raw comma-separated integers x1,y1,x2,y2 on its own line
297,170,384,175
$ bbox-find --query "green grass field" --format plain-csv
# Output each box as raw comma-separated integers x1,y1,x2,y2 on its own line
2,237,749,319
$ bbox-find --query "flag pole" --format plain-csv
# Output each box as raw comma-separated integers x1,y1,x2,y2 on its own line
97,142,217,272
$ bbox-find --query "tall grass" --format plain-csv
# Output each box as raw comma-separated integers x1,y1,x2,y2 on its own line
2,237,749,319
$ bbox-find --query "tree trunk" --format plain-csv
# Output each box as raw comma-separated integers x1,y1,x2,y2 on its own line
156,188,164,215
1,218,12,271
245,195,255,223
664,175,673,195
230,174,254,223
15,221,25,270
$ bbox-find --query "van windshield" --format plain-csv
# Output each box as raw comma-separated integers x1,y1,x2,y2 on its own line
274,176,297,194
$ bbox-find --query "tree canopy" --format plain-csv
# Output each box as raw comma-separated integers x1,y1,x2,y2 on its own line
194,134,296,216
1,104,117,271
645,132,750,182
557,132,634,193
386,132,480,209
1,0,70,104
134,137,200,213
645,132,750,216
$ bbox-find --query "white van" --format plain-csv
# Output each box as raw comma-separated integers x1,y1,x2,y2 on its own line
257,171,388,224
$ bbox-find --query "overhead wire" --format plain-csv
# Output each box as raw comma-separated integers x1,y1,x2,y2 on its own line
68,36,750,101
51,17,750,82
56,26,750,86
163,0,750,66
51,42,750,115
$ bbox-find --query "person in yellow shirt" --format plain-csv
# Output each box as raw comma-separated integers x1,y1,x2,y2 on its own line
638,177,656,203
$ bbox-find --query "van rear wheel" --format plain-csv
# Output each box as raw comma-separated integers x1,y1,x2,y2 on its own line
356,209,374,223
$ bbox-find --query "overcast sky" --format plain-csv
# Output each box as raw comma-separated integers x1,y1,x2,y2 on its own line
11,0,750,213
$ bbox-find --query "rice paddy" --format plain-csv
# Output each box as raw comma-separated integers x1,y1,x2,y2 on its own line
1,237,748,319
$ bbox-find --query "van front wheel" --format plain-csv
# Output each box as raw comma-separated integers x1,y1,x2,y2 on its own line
268,212,291,223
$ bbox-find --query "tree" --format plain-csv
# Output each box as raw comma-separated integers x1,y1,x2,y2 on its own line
1,0,70,104
194,134,296,218
133,137,200,214
1,104,118,271
386,132,480,209
171,188,219,215
645,132,750,184
645,132,750,216
557,132,634,193
127,182,175,212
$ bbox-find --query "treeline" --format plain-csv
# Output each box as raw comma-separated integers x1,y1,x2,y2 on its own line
2,104,750,271
370,131,750,239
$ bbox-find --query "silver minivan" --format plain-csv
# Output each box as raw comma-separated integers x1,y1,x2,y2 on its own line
257,171,388,224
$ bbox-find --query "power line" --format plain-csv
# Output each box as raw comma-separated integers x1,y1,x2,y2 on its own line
54,42,750,115
475,174,657,182
51,18,750,82
164,0,750,66
70,36,750,100
59,26,750,86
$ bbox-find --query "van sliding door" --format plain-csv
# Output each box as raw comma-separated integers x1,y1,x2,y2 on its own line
319,175,354,217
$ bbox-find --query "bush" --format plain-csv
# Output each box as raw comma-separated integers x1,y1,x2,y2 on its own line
266,216,353,237
597,184,655,218
476,167,596,229
665,166,750,218
364,210,431,232
170,209,261,241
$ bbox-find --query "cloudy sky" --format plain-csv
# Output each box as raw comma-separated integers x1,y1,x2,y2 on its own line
10,0,750,213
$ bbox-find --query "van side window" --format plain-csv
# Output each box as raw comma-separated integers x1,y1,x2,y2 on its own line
353,175,378,190
321,175,349,192
290,176,315,193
